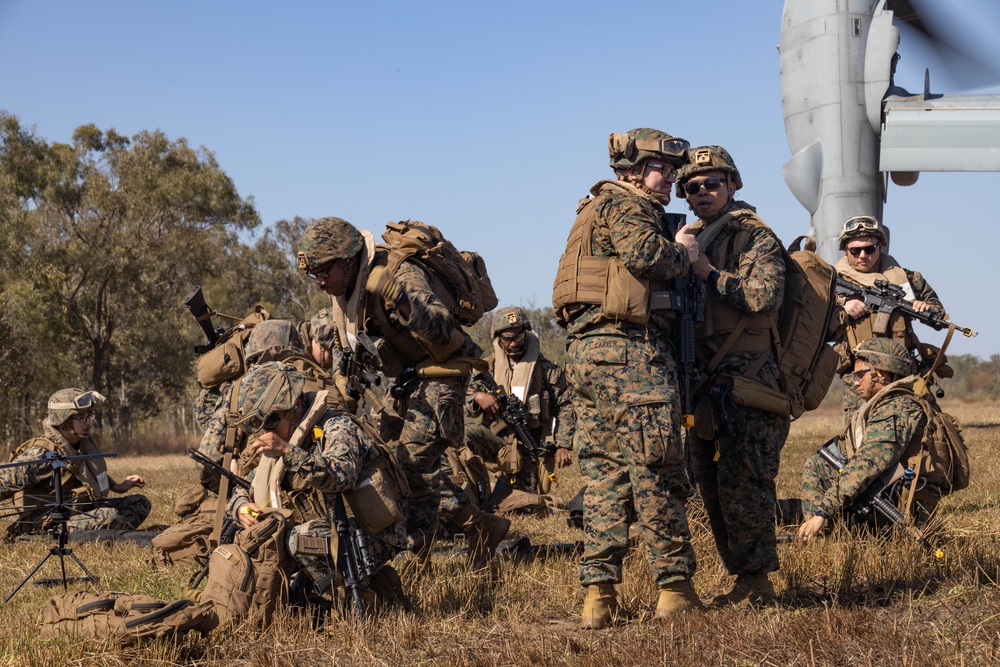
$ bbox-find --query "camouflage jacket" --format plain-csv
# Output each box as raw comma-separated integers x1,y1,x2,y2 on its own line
812,389,927,516
563,180,690,338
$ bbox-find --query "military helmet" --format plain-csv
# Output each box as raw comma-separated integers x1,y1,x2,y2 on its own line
838,215,889,249
244,320,303,363
310,307,336,350
235,361,306,435
675,145,743,198
608,128,690,171
490,306,533,338
47,388,106,426
296,217,364,273
854,338,913,377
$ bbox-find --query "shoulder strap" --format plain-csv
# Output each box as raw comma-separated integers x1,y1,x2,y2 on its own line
211,379,243,547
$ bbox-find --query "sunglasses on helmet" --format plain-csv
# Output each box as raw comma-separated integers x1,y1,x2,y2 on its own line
48,391,106,412
683,177,724,195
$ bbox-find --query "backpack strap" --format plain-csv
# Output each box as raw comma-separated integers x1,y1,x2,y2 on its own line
211,378,243,547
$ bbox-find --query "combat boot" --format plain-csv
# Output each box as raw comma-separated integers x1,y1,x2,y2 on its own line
580,583,618,629
710,573,777,608
454,506,511,569
654,578,705,618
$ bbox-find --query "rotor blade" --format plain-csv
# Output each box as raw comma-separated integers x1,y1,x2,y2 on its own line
888,0,1000,88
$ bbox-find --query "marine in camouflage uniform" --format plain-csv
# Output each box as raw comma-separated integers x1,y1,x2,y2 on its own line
2,389,150,540
466,306,575,494
229,362,408,609
297,306,340,371
195,319,342,491
298,217,508,570
834,215,946,425
796,338,928,540
552,128,702,627
674,146,788,607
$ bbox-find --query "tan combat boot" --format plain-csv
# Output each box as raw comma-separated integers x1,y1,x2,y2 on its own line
710,573,777,608
454,506,511,569
580,583,618,629
654,578,705,618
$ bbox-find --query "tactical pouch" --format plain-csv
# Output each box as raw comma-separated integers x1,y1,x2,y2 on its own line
730,377,792,416
693,396,716,441
345,446,408,535
196,339,245,389
602,257,651,325
497,442,523,475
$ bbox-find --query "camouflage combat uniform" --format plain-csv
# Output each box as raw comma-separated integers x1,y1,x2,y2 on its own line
229,365,406,598
802,382,927,518
686,200,789,577
836,256,943,422
2,422,150,537
560,179,697,588
466,331,575,492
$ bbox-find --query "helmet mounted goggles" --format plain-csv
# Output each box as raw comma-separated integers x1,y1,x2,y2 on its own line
48,391,106,413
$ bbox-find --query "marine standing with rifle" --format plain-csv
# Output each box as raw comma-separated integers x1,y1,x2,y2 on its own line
551,128,702,628
297,217,509,571
674,146,788,608
834,215,948,425
466,307,575,495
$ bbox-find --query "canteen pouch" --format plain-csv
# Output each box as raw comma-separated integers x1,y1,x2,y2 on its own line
730,376,793,416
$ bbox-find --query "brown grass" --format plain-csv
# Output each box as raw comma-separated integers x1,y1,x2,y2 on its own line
2,402,1000,666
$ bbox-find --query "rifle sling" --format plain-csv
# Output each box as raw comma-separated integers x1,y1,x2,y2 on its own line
210,378,242,547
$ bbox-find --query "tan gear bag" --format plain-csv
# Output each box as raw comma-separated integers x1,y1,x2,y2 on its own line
39,591,217,644
195,306,271,389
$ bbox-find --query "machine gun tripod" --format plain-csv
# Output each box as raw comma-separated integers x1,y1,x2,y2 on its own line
0,450,117,604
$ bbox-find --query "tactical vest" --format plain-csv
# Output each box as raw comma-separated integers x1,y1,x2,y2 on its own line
836,256,918,352
695,207,778,356
552,180,675,329
489,352,551,436
9,434,110,532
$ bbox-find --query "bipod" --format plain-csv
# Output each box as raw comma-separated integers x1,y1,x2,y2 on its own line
1,450,115,604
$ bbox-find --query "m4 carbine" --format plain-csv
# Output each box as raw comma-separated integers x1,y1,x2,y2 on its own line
835,277,976,338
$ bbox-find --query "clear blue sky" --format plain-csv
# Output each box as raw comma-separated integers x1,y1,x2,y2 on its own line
2,1,998,357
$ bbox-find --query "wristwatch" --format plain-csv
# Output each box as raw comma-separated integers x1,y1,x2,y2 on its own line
707,268,721,289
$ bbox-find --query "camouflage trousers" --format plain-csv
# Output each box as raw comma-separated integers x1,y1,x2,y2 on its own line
566,334,697,588
380,375,474,547
67,494,152,532
841,372,861,429
464,423,542,493
688,358,789,576
801,452,839,516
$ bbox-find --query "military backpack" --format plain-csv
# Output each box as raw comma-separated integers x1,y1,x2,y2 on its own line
195,306,271,389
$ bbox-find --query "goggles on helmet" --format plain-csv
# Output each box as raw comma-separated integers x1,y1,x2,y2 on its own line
634,137,690,162
842,215,881,235
48,391,106,413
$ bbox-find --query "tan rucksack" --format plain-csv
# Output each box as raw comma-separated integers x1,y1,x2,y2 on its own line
39,591,217,645
200,508,295,628
371,220,498,326
196,306,271,389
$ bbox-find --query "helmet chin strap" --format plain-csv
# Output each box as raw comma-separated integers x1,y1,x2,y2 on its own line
624,169,671,205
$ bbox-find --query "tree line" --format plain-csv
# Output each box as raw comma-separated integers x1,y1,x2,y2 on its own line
0,115,993,449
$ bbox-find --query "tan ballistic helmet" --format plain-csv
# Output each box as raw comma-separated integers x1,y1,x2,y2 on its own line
608,128,690,171
235,361,306,436
854,338,913,377
838,215,889,249
490,306,533,338
675,145,743,198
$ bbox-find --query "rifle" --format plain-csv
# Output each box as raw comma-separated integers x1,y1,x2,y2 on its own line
330,494,375,615
662,212,704,429
184,286,226,355
338,331,384,410
187,448,251,491
836,277,976,338
816,437,942,559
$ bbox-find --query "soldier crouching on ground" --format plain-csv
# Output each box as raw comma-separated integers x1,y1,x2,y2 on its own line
674,146,788,608
2,389,149,540
229,361,408,611
466,306,575,494
552,128,702,628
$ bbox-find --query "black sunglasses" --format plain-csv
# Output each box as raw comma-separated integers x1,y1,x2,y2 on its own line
683,177,723,195
847,244,879,257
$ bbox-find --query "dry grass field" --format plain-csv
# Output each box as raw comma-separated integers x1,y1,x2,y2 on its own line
2,400,1000,666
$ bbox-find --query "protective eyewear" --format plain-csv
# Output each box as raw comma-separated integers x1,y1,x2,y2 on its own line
843,215,880,234
634,137,690,160
234,370,295,435
48,391,106,412
72,413,96,424
645,162,676,178
852,367,873,382
683,177,724,195
847,244,879,258
499,329,526,343
306,259,338,280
